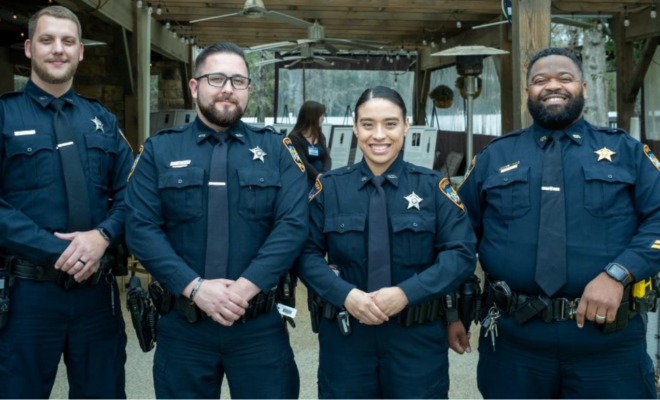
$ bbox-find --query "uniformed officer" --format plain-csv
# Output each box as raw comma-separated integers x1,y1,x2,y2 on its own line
459,47,660,398
0,6,133,399
126,42,307,399
297,86,477,399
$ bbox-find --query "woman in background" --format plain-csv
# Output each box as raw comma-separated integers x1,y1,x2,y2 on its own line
288,101,332,186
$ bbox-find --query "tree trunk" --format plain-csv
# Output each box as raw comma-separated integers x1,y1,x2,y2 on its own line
582,28,609,127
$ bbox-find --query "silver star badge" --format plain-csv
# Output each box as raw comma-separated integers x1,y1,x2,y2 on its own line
404,192,423,210
250,146,267,162
91,117,104,132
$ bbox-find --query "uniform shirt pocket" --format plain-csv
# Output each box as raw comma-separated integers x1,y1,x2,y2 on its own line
158,167,205,223
85,133,118,187
482,166,531,219
4,135,55,192
324,214,367,267
391,213,436,266
237,168,281,220
583,165,635,217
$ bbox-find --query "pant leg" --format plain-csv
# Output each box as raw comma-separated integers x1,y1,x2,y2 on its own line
316,315,380,399
153,311,224,399
378,321,450,399
64,279,127,399
476,317,561,399
0,280,68,399
223,310,300,399
560,316,657,399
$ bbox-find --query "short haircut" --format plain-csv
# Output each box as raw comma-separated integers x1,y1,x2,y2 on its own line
526,47,583,84
354,86,407,121
194,42,250,78
28,6,82,41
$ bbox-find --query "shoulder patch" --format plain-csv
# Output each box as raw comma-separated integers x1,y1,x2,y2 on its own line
309,178,323,202
458,156,476,190
283,137,306,173
643,145,660,173
118,128,133,152
439,177,464,211
127,144,144,182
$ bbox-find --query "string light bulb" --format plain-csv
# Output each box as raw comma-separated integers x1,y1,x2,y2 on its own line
13,12,18,20
157,4,162,15
147,2,153,14
165,20,170,29
136,0,143,9
651,5,657,19
456,20,462,28
624,7,630,27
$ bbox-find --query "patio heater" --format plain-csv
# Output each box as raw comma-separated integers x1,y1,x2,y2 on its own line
431,46,509,174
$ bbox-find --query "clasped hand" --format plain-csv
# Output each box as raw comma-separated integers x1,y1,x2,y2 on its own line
189,277,260,327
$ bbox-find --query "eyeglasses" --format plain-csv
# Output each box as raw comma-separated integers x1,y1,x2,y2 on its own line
195,73,251,90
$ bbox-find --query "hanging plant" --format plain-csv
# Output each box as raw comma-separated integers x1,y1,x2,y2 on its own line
429,84,454,109
455,76,483,100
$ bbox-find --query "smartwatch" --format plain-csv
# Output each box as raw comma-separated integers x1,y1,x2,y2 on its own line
605,263,632,286
96,227,112,243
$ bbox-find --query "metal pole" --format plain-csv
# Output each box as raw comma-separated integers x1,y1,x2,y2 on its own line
137,6,151,143
465,75,476,174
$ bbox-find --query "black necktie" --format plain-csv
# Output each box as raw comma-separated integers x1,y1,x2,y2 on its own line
49,98,92,232
535,131,567,296
204,133,230,279
367,175,391,292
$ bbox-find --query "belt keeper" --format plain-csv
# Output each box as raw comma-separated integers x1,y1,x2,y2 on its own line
512,296,551,325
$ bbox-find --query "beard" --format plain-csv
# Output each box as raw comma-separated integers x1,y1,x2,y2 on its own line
198,92,246,128
527,91,585,130
31,56,78,85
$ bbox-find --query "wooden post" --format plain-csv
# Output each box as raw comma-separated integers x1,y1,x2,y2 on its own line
499,20,514,134
512,0,551,130
613,14,635,133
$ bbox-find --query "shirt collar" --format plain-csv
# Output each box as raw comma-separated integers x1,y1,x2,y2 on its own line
25,79,76,109
532,117,585,148
195,117,246,144
358,153,405,189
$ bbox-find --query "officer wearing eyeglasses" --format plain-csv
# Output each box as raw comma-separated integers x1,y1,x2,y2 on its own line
126,42,308,398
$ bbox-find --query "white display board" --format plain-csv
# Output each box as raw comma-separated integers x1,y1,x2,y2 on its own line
173,110,196,126
154,110,176,134
329,126,354,169
403,126,438,169
322,124,333,147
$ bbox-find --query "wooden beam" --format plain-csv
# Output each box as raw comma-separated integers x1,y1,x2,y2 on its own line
499,20,514,135
613,13,636,132
57,0,190,63
626,37,660,102
625,10,660,41
162,0,503,11
116,27,135,95
418,24,501,71
512,0,551,130
137,6,151,144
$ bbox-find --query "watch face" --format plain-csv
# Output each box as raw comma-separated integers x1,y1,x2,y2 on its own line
608,264,627,281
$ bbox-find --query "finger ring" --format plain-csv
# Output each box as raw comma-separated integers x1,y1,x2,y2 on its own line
596,314,606,320
78,259,87,266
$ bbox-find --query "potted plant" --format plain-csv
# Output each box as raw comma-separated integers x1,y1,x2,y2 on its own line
429,85,454,109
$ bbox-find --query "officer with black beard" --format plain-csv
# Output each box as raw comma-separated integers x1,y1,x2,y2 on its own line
126,43,307,398
459,47,660,398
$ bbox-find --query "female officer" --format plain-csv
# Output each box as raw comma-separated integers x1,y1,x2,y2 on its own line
297,86,477,399
288,101,332,187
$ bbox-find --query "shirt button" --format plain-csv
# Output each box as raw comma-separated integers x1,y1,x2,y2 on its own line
260,178,265,182
413,222,418,227
178,179,183,184
27,147,32,152
340,223,345,228
608,174,613,179
503,177,509,182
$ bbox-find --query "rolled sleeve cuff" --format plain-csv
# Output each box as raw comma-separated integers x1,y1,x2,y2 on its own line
613,251,653,283
327,279,357,309
169,268,200,297
398,276,427,306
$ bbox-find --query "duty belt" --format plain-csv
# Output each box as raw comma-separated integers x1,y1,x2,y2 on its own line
0,254,113,290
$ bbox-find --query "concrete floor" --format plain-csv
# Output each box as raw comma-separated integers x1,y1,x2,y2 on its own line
50,277,482,399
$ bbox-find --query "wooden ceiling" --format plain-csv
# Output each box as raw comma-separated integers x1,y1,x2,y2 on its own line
153,0,657,49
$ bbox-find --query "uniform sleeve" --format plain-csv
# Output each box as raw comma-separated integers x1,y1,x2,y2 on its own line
125,140,199,295
611,142,660,280
398,178,478,305
95,116,134,244
458,153,489,246
296,180,357,308
240,138,309,292
290,135,322,181
0,102,69,266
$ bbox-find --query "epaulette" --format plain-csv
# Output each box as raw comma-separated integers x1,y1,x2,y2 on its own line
155,125,188,135
323,164,359,177
76,93,112,112
0,90,23,100
477,128,526,154
407,164,440,176
257,125,280,135
597,126,627,135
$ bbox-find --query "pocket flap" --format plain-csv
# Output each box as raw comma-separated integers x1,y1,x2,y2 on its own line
158,167,205,189
583,165,634,184
324,214,367,233
237,168,282,188
483,166,530,190
5,135,54,158
391,213,435,233
85,134,118,154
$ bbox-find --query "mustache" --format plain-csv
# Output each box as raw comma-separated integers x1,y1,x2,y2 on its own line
215,95,238,105
45,57,69,63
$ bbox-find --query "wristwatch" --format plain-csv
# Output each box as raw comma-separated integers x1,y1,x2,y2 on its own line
605,263,632,286
96,227,112,243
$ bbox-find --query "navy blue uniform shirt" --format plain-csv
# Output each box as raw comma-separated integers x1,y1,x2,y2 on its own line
298,155,477,308
459,118,660,296
0,80,134,266
126,117,308,296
